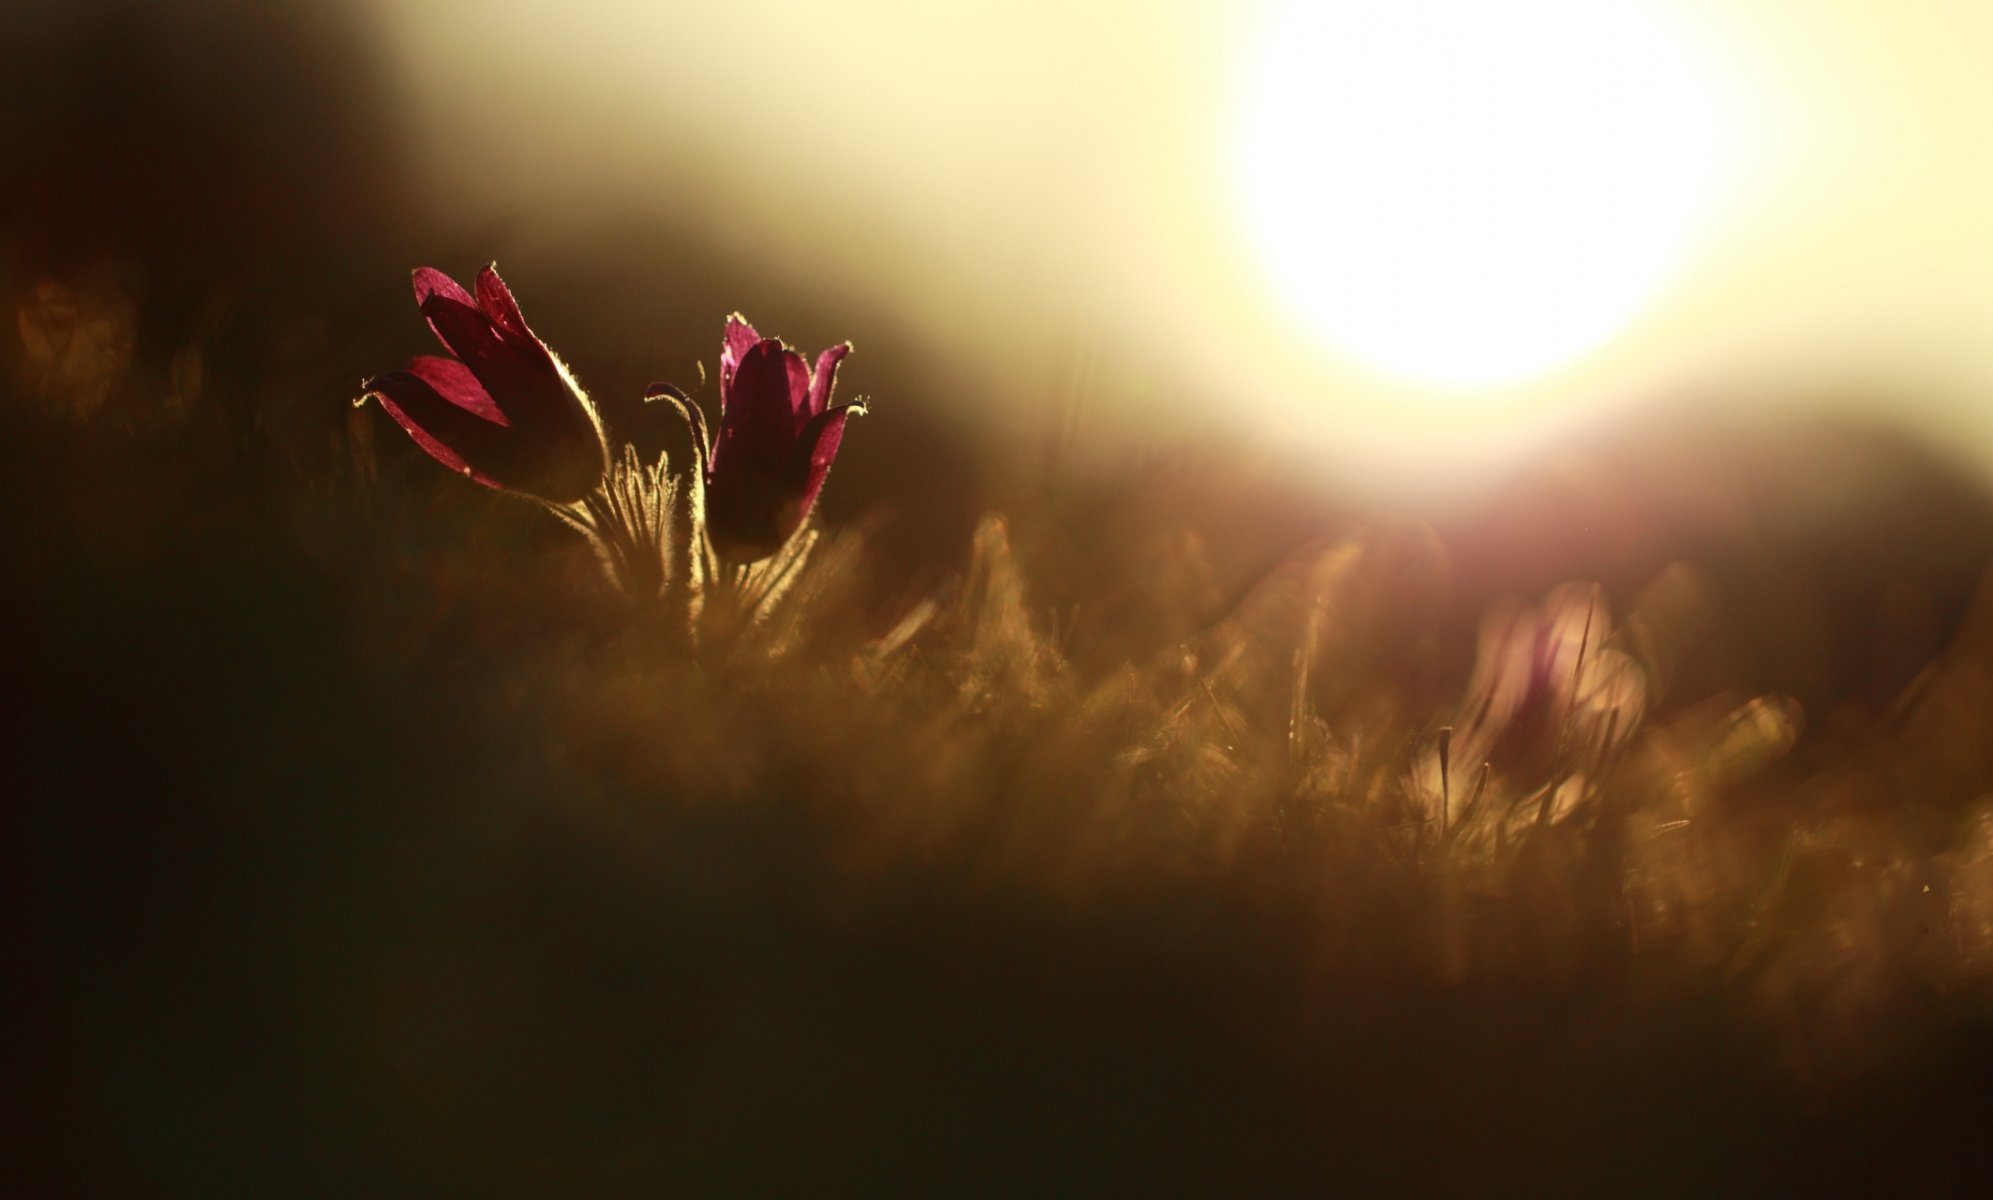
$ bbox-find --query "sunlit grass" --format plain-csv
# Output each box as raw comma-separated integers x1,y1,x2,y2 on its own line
13,270,1993,1191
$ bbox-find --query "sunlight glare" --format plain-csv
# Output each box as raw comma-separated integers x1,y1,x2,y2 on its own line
1233,0,1750,392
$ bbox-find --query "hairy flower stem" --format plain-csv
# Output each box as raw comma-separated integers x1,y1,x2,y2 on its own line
546,441,821,655
547,445,684,608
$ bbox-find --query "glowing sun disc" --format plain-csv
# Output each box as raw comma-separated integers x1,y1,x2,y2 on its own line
1233,0,1743,391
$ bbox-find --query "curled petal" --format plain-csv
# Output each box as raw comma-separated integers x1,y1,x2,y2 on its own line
645,380,711,459
474,264,531,338
787,401,862,526
807,342,851,418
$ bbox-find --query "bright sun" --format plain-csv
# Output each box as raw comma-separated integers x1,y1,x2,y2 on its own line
1234,0,1745,392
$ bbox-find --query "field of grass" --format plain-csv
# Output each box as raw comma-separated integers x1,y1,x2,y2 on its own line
13,2,1993,1191
12,353,1993,1193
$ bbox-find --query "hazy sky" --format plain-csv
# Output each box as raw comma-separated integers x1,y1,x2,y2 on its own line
366,0,1993,491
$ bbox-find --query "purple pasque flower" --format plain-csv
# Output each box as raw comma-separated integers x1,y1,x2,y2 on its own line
359,265,609,504
1455,582,1646,774
688,313,862,562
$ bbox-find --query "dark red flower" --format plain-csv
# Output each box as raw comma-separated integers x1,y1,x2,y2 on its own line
359,265,609,504
697,314,861,561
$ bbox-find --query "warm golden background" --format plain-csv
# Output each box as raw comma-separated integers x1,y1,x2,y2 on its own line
12,3,1993,1193
13,0,1993,705
363,0,1993,486
14,0,1993,488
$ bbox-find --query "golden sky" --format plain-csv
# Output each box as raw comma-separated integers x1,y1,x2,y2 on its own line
367,0,1993,492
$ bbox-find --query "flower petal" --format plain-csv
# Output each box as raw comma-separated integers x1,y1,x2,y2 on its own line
418,294,577,439
412,267,474,311
721,313,761,395
474,264,531,338
712,339,806,477
778,342,813,429
414,268,528,387
407,354,508,426
362,367,514,489
416,269,547,395
385,266,606,502
807,342,851,418
418,291,509,372
787,402,858,524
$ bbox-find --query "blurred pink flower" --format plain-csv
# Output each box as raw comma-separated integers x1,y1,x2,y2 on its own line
359,265,608,504
694,313,862,561
1456,582,1647,775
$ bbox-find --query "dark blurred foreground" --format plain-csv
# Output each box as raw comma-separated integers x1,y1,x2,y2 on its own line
13,322,1993,1196
11,4,1993,1195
